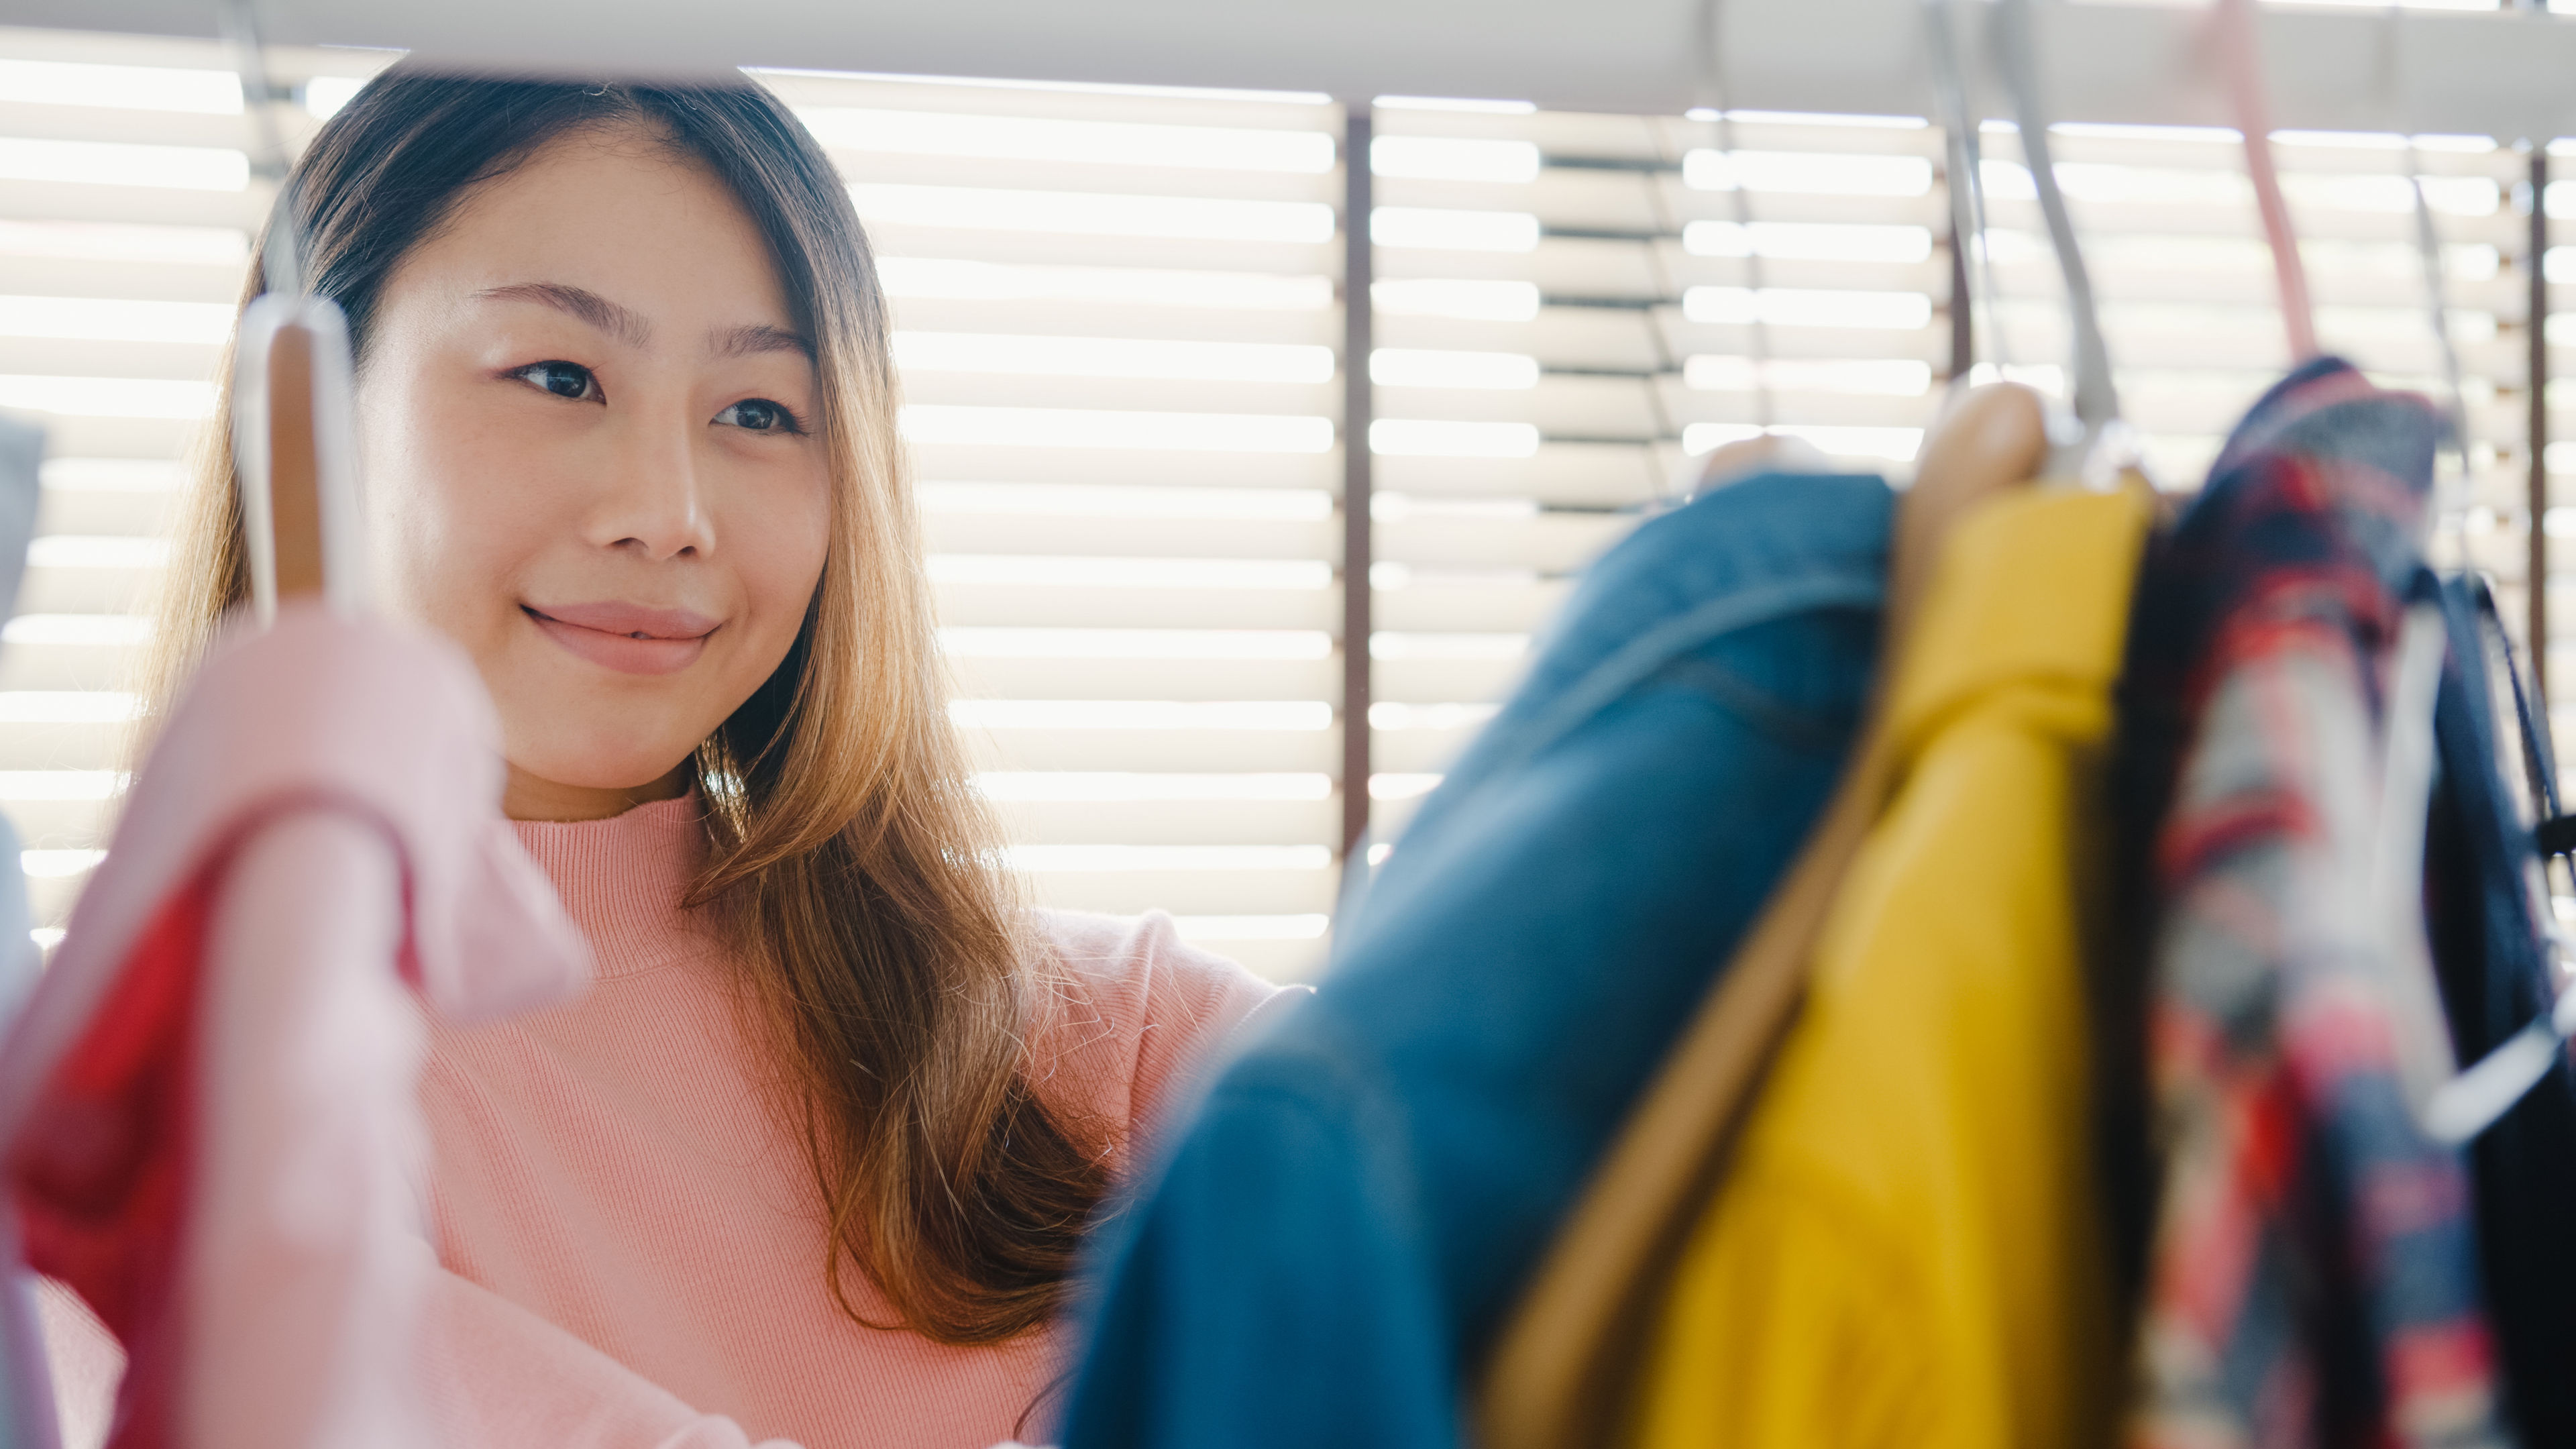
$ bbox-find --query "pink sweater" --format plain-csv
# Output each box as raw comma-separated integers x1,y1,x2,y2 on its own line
412,798,1287,1448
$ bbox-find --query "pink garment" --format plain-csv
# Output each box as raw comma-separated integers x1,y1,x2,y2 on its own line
0,604,590,1449
417,797,1291,1449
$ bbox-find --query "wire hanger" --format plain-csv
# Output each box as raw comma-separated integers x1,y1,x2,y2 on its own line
1990,0,2135,488
1676,0,1844,498
2214,0,2320,362
220,0,368,625
2362,1,2475,510
1695,0,1774,438
1924,0,2011,388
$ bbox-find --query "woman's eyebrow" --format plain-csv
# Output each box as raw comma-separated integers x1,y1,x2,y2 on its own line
713,322,813,360
476,282,653,348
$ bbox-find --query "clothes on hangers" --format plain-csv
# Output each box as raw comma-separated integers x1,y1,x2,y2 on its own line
2422,575,2576,1449
1059,469,1893,1449
0,605,592,1449
1474,386,2051,1449
2115,357,2508,1449
1629,476,2150,1449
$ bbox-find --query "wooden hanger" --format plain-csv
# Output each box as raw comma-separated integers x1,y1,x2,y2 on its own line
1474,382,2050,1449
262,320,326,602
232,297,363,623
223,0,362,625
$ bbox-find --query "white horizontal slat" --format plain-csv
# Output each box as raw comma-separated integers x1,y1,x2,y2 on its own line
988,796,1336,847
836,150,1336,209
1373,655,1529,706
19,564,156,615
1374,576,1576,635
1,405,199,457
1371,724,1485,775
897,371,1337,419
38,482,179,539
909,440,1340,490
1376,307,1660,372
1379,374,1658,438
1375,511,1627,572
754,71,1335,135
923,512,1335,560
934,580,1336,632
0,96,247,149
888,295,1336,347
963,729,1336,774
859,221,1336,280
1654,383,1938,434
0,627,143,692
0,335,219,382
1193,934,1330,984
1377,442,1664,508
1022,865,1336,918
3,789,114,849
0,176,264,231
0,716,132,773
1,251,247,303
1652,314,1947,366
948,654,1339,703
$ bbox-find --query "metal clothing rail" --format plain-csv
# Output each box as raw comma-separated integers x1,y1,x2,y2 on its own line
17,0,2576,141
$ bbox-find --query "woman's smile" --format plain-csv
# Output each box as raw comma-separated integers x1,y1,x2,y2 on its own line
521,600,718,676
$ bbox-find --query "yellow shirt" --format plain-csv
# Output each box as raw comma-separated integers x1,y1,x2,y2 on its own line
1631,481,2151,1449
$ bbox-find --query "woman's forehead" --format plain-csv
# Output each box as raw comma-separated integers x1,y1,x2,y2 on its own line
393,131,800,337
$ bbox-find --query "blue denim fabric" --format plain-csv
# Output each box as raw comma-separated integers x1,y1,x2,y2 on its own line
1061,471,1892,1449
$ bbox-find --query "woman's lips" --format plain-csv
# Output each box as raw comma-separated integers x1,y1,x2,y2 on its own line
523,602,716,676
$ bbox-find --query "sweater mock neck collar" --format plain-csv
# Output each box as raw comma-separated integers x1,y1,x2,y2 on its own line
511,795,713,979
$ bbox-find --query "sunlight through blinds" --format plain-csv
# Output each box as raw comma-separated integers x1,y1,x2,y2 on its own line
0,17,2563,979
1362,93,2554,842
0,29,1352,980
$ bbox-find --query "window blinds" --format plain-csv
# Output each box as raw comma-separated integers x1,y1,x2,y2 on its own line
0,30,1360,979
1368,97,2552,843
0,29,370,949
0,19,2561,982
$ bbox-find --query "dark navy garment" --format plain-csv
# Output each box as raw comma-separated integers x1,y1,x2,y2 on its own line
1060,471,1892,1449
2424,575,2576,1449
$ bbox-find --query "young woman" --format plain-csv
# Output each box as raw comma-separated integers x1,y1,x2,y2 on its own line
137,71,1291,1447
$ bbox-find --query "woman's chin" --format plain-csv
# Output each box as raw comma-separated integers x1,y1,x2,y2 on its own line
500,757,696,820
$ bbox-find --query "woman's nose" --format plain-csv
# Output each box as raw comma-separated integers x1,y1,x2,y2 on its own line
587,409,716,561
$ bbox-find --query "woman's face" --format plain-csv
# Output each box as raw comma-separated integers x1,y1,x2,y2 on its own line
357,126,831,821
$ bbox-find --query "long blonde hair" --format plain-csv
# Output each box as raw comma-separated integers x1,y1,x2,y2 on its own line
148,72,1108,1345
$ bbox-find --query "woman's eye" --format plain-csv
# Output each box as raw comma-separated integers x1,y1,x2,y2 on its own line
511,360,599,402
715,397,800,434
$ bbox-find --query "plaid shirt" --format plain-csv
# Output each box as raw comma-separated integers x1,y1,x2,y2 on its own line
2120,358,2510,1449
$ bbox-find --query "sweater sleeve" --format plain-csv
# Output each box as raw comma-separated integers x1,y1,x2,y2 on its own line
1026,909,1302,1158
40,1246,798,1449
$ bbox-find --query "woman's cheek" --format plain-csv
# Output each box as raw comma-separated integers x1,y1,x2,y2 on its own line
736,458,833,649
374,386,556,651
